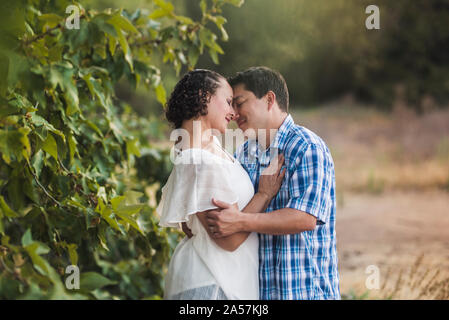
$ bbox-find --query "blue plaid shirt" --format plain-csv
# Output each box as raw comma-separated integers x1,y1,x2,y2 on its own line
235,114,340,300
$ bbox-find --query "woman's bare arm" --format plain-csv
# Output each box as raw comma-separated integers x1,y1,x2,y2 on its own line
196,193,271,251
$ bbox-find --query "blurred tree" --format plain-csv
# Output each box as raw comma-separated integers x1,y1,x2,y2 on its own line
354,0,449,110
192,0,449,110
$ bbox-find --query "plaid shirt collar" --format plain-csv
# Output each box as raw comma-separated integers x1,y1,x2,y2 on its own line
248,114,294,164
271,114,294,150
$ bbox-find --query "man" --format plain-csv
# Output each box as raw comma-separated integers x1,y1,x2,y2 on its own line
185,66,340,300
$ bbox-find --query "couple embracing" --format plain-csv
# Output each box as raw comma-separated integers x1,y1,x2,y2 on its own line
157,67,340,300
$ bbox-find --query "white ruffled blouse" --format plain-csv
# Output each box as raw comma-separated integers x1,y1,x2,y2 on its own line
157,139,259,300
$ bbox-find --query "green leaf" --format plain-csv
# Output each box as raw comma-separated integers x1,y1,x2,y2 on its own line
114,209,144,235
122,190,144,205
81,73,95,97
30,113,65,142
150,0,174,19
79,272,117,292
126,138,141,159
7,178,24,212
21,229,52,276
48,44,63,62
1,132,13,164
65,90,80,116
209,48,219,64
48,65,79,116
92,14,117,37
31,149,44,178
66,244,78,265
155,0,174,12
188,47,200,68
113,27,134,72
224,0,244,7
200,0,207,14
67,132,78,164
23,176,39,204
155,83,166,106
107,13,140,35
107,34,117,56
97,223,109,251
65,198,86,210
95,199,122,233
175,15,194,25
24,243,50,275
7,92,35,111
111,193,144,214
34,126,48,141
21,229,33,246
19,127,31,161
18,283,46,300
0,196,18,218
81,73,107,108
38,13,62,29
83,119,104,138
42,133,58,161
210,15,228,41
111,191,144,234
148,9,168,20
0,128,31,163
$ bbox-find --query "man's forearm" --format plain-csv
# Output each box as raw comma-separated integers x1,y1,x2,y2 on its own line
240,208,317,235
212,192,271,248
242,192,271,214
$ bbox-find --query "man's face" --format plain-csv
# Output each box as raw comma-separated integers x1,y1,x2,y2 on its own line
232,84,269,136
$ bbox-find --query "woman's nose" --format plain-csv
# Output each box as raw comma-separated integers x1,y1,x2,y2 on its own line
227,111,235,120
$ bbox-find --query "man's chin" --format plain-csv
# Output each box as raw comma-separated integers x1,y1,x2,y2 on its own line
237,122,247,131
241,127,257,139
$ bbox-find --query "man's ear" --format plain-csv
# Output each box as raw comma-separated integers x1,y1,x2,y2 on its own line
266,91,276,111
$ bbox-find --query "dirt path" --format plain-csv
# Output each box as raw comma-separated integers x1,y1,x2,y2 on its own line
337,190,449,298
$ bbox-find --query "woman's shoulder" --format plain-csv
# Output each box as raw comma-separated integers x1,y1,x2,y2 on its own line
174,146,234,166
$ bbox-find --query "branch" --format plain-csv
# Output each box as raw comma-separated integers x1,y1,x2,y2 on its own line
23,14,87,46
0,256,14,274
23,24,63,46
26,161,62,207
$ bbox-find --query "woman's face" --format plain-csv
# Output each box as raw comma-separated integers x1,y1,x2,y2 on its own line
204,78,235,134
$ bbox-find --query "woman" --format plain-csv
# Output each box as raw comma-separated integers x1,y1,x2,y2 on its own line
157,69,285,300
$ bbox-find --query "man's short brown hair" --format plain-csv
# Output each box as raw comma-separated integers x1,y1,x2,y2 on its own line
228,66,289,112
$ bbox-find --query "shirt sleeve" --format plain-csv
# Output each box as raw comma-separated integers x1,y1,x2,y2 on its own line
157,152,239,229
285,143,334,225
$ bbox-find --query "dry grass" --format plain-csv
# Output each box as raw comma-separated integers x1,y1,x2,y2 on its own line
343,255,449,300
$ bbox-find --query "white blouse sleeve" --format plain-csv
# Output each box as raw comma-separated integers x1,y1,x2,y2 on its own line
156,152,239,228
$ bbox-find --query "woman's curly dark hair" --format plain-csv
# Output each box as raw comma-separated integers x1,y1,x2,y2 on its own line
165,69,224,128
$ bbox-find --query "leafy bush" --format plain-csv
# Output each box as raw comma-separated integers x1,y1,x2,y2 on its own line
0,0,242,299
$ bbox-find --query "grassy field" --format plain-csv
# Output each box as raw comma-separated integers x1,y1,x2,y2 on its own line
291,100,449,299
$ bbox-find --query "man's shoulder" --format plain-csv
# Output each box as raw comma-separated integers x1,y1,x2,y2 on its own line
284,124,330,158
